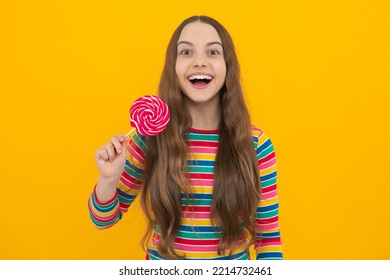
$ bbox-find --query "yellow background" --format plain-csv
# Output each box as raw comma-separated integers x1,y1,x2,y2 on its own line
1,0,389,259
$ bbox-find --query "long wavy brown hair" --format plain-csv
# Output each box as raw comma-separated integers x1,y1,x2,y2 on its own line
140,15,261,259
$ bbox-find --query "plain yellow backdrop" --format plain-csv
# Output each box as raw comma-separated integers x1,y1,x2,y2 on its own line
1,0,389,259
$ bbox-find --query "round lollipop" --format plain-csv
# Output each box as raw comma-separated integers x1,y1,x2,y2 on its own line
126,95,170,137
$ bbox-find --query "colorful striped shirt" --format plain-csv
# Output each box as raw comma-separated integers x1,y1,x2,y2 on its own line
88,126,283,260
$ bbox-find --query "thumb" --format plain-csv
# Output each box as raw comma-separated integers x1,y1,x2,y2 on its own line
120,134,130,153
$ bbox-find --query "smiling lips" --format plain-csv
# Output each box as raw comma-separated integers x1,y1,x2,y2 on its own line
188,74,213,89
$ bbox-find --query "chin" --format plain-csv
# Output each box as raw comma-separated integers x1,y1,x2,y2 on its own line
185,92,220,104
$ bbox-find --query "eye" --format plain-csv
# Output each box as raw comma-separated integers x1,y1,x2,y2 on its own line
179,49,192,55
209,49,220,56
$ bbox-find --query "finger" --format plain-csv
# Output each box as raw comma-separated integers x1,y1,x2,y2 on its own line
122,134,131,149
95,148,109,161
116,133,131,154
110,136,123,154
116,133,126,142
105,143,116,162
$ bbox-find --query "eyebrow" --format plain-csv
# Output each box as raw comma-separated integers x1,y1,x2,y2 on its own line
177,41,223,47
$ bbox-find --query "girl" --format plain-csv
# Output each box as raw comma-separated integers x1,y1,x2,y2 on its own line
89,15,283,260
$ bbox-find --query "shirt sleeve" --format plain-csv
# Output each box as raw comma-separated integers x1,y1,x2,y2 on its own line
88,132,148,229
253,130,283,259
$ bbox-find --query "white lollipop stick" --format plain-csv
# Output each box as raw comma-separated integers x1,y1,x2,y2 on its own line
125,128,135,137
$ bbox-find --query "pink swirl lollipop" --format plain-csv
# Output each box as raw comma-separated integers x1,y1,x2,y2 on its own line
128,95,170,136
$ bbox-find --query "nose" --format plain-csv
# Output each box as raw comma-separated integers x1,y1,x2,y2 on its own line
193,54,207,68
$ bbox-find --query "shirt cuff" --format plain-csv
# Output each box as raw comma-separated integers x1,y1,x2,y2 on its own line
92,184,119,206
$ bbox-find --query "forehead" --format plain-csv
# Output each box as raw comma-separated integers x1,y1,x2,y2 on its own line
178,22,222,44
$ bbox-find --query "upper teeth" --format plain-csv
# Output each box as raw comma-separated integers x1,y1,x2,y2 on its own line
188,74,212,80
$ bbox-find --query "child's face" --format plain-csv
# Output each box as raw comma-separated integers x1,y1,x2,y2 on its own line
175,22,226,107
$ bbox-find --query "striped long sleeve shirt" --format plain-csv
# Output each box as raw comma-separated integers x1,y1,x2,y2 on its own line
88,126,283,260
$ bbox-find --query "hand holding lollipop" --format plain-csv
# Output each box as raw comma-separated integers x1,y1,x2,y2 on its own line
95,95,170,191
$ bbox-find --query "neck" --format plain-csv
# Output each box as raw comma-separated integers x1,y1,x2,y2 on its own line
184,96,221,130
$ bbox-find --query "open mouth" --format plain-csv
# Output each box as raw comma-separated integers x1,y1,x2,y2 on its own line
188,74,213,86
